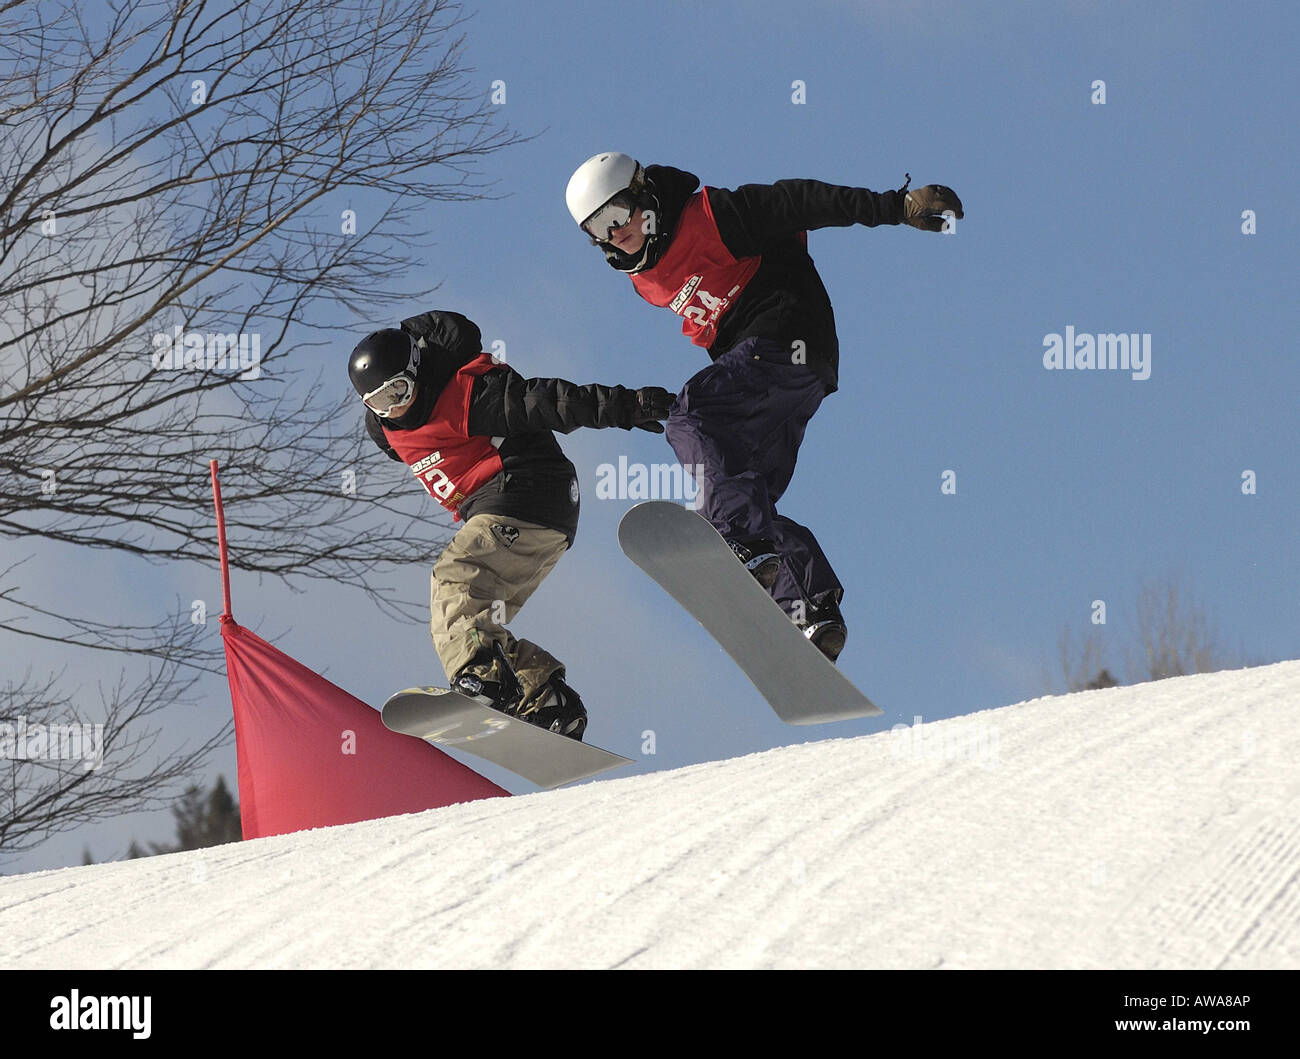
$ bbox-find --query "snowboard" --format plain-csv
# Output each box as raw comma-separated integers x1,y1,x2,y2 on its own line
381,686,633,789
618,500,882,725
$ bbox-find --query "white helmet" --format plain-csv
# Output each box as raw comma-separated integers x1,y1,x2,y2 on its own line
565,151,643,227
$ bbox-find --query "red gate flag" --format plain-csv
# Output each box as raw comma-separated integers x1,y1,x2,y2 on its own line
211,460,508,840
221,618,508,838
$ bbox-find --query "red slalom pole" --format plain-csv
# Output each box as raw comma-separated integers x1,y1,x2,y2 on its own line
210,459,233,621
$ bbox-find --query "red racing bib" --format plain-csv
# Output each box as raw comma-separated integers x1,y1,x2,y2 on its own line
382,352,505,519
630,190,763,348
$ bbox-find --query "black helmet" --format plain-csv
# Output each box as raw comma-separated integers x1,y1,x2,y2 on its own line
348,329,418,396
349,328,421,417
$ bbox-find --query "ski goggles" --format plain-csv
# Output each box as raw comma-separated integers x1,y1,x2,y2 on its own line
362,337,421,417
362,373,417,417
580,194,637,242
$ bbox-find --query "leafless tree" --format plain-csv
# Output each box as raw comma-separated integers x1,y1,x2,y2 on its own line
1057,622,1117,693
1130,575,1230,682
0,0,520,860
0,611,228,863
1057,574,1247,692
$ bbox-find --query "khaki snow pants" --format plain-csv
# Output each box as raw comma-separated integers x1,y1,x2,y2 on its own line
430,513,569,704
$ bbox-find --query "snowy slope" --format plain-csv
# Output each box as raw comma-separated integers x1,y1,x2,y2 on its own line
1,660,1298,969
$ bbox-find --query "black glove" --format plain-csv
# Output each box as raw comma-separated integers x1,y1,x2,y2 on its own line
898,174,963,232
629,386,674,433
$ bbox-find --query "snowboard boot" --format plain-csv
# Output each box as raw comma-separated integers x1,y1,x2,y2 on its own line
452,642,524,715
726,536,780,590
513,671,588,742
797,598,847,663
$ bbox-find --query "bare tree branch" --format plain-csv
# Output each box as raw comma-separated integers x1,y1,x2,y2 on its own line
1,0,520,607
0,615,229,862
1056,574,1251,692
0,0,522,859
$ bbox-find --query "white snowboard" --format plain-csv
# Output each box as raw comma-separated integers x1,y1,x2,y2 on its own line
618,501,882,725
382,687,632,789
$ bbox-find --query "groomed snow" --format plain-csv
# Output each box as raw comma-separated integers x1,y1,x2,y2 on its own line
2,660,1297,969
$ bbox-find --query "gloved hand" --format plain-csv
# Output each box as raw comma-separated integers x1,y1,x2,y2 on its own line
898,174,963,231
629,386,675,433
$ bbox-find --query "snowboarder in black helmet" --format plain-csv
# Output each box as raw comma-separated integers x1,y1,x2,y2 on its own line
565,152,962,661
350,309,672,740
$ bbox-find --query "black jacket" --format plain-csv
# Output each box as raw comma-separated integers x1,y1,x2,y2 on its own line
640,164,906,393
364,310,642,544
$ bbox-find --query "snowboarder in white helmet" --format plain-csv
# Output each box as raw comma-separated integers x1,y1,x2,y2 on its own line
566,151,963,662
565,152,667,273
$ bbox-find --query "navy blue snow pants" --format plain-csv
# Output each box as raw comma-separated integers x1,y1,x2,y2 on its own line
664,337,843,618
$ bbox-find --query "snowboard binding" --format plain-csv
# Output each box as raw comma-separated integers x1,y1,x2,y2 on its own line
454,642,587,742
453,641,525,714
726,536,781,590
797,596,847,663
514,672,588,742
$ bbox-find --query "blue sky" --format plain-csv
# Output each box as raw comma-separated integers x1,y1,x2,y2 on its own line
6,0,1297,872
